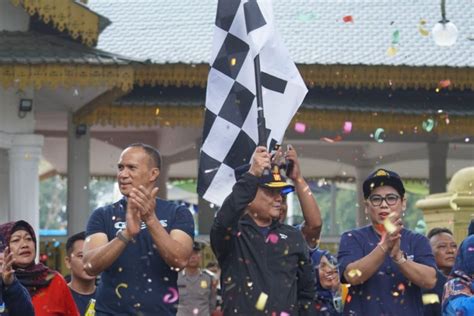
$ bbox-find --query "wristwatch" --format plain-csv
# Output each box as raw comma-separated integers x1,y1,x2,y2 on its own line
393,252,407,265
116,230,131,244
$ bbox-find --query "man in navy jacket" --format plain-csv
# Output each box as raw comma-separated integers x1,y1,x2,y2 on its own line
211,146,316,315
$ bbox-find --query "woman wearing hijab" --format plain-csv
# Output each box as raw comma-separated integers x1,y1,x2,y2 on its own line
0,240,34,316
442,235,474,315
311,250,343,315
0,220,79,316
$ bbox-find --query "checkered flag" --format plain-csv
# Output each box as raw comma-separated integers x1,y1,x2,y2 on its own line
197,0,308,206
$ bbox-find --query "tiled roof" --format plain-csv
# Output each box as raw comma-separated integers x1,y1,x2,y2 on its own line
88,0,473,67
0,31,140,65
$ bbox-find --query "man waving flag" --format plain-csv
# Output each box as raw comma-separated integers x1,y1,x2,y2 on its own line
197,0,308,206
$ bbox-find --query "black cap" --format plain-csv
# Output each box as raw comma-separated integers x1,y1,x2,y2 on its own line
234,164,295,195
259,164,295,194
363,168,405,199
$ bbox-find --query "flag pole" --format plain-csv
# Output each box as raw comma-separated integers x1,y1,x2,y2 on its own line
254,54,271,176
254,55,267,148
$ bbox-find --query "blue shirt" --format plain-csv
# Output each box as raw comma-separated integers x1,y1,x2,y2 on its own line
86,197,194,316
70,288,96,316
338,225,436,316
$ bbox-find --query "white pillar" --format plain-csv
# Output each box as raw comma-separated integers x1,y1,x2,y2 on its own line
8,134,44,235
67,114,91,236
0,149,10,223
355,164,374,228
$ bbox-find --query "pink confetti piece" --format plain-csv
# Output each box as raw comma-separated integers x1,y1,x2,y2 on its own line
438,79,451,89
343,121,353,134
266,233,279,244
294,122,306,133
163,287,179,304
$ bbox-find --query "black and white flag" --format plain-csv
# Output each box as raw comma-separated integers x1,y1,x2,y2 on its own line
197,0,308,206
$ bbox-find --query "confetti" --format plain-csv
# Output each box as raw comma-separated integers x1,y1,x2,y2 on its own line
383,217,397,234
204,167,219,174
255,292,268,311
280,313,290,316
438,79,451,89
230,58,237,66
155,108,160,116
391,30,400,44
418,19,430,36
193,308,199,315
200,280,208,288
343,121,353,134
294,122,306,133
346,294,352,303
422,118,435,132
266,233,279,244
342,15,353,23
466,137,471,143
115,283,128,299
297,12,315,22
163,287,179,304
397,283,406,292
374,128,385,143
422,294,440,305
321,135,342,143
347,269,362,278
386,46,398,57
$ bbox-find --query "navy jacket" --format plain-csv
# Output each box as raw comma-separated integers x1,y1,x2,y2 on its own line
210,172,316,315
0,278,35,316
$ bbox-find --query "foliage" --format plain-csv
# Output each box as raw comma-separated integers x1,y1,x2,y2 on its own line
40,176,116,234
39,175,67,230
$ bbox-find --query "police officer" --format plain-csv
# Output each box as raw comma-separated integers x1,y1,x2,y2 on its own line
177,242,216,316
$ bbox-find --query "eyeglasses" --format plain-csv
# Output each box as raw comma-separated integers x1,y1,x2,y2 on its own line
368,194,400,207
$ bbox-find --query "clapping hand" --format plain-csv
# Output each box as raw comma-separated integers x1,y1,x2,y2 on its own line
130,186,160,225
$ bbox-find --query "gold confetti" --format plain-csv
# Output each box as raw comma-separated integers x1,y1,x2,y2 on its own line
115,283,128,299
418,19,430,36
422,294,439,305
383,217,397,234
200,280,208,289
230,58,237,66
348,269,362,278
255,292,268,311
155,108,160,116
386,46,398,57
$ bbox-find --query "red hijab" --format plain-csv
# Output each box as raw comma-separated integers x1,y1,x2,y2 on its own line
0,220,56,296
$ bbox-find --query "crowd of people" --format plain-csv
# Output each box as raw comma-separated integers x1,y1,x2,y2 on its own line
0,142,472,315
